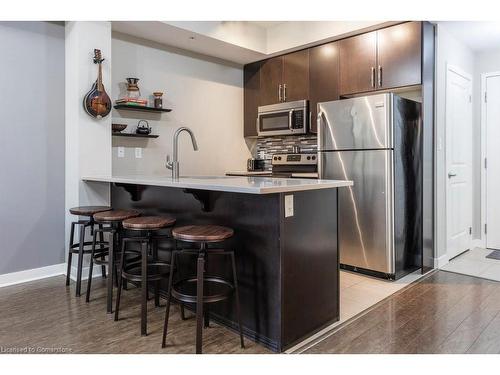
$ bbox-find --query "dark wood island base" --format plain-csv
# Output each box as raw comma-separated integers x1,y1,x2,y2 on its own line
111,183,339,352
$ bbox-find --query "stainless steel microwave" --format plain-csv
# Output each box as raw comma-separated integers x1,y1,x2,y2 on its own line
257,100,308,136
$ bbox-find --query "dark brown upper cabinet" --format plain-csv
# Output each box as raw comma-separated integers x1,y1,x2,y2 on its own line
243,21,426,137
244,61,261,137
339,31,377,96
377,21,422,89
309,42,340,133
259,57,283,106
339,22,422,96
282,49,310,102
259,50,310,106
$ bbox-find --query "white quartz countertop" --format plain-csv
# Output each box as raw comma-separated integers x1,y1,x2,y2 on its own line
82,174,353,194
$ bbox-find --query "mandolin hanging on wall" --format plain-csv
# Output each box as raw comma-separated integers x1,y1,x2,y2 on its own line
83,49,111,119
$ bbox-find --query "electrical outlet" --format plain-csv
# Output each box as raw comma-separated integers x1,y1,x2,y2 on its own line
117,147,125,158
284,194,294,218
135,147,142,159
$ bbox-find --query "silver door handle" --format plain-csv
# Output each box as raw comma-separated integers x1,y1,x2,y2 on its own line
283,83,287,102
448,172,457,178
278,84,282,102
378,65,382,87
288,109,294,130
371,67,375,88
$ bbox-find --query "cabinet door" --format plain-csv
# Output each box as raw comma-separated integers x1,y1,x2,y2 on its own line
259,56,283,105
283,49,310,102
377,22,422,89
243,61,261,137
339,31,377,95
309,42,339,133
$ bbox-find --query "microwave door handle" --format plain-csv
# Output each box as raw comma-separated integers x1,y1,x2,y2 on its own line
288,109,295,131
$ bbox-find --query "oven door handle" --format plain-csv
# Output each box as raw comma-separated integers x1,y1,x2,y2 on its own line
288,109,295,131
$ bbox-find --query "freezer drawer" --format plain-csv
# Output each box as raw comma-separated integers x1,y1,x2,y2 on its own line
320,149,394,274
317,93,392,151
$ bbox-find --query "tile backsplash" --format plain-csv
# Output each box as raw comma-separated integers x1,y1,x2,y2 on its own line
255,135,318,170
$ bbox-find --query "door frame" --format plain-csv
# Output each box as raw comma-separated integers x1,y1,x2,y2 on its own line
480,71,500,249
444,63,473,261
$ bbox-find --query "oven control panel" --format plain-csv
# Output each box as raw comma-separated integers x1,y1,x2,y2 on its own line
272,153,317,165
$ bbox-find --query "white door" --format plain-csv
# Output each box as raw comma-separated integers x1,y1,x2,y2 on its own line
486,74,500,249
446,66,473,259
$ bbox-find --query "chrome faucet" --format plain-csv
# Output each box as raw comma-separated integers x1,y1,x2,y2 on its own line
166,127,198,179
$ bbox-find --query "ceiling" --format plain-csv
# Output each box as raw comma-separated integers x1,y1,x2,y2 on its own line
442,21,500,52
251,21,285,29
112,21,388,65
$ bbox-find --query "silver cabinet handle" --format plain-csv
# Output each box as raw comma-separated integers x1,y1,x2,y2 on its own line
378,65,382,87
283,83,287,102
278,84,282,102
371,67,375,88
448,172,457,178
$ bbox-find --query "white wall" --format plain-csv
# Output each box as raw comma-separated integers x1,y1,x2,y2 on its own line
434,23,476,262
473,48,500,243
0,22,65,275
65,22,112,270
111,33,251,177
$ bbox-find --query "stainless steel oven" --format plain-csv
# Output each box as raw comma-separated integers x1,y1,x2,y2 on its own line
257,100,308,136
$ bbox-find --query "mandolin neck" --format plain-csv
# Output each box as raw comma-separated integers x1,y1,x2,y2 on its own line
97,63,103,92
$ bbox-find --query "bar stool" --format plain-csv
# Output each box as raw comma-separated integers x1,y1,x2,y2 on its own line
67,206,111,297
114,216,176,336
162,225,244,354
86,209,140,313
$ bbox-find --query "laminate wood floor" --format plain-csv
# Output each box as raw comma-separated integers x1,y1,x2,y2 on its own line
304,270,500,354
3,271,499,354
0,276,270,354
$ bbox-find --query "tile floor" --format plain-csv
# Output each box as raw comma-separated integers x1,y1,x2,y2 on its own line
441,247,500,282
286,268,423,353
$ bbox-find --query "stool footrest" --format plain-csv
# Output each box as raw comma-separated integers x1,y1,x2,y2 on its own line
172,276,234,304
121,261,171,282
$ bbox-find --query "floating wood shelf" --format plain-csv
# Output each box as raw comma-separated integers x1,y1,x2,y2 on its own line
112,132,159,138
113,104,172,113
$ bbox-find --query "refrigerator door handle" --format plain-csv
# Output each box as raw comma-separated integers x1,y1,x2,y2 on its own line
317,110,324,178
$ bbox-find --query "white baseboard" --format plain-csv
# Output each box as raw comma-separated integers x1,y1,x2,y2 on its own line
434,254,449,268
472,239,486,249
0,263,66,288
0,262,107,288
69,264,104,281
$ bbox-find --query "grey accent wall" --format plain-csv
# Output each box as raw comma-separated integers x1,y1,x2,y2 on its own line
0,22,65,274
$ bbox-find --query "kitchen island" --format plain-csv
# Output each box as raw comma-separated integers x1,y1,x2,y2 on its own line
82,175,352,352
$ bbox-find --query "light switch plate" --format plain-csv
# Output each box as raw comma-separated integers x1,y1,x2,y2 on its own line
117,147,125,158
135,147,142,159
284,194,294,218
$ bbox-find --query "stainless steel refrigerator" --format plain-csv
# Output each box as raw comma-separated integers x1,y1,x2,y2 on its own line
317,93,422,280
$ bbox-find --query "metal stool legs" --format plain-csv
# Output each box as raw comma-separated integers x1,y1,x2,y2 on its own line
66,220,93,297
162,245,244,353
86,226,117,313
195,251,205,353
162,250,177,348
65,222,76,287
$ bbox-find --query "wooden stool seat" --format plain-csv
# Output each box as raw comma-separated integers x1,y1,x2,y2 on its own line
172,225,234,243
122,216,176,230
94,209,140,222
69,206,111,216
